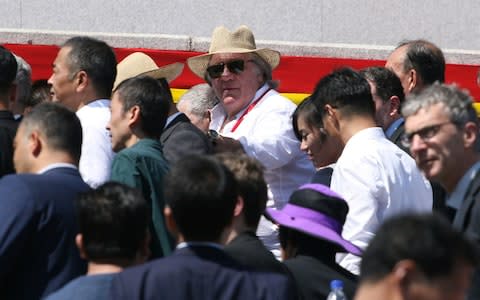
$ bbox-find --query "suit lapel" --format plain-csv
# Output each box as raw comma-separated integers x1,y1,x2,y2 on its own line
453,170,480,230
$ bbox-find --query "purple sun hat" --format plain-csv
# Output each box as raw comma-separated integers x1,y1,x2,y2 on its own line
266,183,361,256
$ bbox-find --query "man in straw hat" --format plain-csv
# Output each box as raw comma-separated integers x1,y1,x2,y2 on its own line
187,25,314,254
115,52,212,164
266,183,360,299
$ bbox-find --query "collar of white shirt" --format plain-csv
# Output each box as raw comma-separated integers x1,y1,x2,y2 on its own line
176,241,224,250
37,163,78,174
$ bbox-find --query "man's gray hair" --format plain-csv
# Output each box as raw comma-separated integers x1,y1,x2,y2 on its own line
177,83,218,117
402,82,477,126
14,54,32,107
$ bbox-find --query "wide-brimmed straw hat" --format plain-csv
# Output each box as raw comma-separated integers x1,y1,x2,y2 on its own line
187,25,281,79
266,183,362,255
113,52,184,90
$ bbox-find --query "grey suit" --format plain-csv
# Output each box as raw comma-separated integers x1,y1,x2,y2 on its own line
160,113,212,164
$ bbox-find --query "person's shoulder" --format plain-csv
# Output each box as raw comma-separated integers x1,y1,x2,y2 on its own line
44,275,113,300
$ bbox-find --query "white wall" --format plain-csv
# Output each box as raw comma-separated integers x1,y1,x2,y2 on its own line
1,0,479,52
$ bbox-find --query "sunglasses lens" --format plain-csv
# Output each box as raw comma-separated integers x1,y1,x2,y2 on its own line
226,60,245,74
206,64,225,78
206,60,246,78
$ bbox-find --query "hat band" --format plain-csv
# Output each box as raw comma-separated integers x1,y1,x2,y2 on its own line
280,204,342,233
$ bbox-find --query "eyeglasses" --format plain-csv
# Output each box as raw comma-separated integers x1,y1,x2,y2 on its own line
401,121,457,148
206,60,248,79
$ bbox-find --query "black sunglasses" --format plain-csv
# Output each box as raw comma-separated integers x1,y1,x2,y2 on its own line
206,60,246,79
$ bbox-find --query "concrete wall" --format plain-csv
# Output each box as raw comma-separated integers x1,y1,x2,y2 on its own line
1,0,479,58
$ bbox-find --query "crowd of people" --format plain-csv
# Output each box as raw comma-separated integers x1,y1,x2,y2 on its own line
0,24,479,300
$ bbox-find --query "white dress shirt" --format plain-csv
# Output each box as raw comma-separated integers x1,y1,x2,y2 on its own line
210,85,315,254
332,127,432,274
76,99,115,188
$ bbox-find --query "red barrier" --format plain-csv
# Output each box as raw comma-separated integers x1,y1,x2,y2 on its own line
5,43,480,100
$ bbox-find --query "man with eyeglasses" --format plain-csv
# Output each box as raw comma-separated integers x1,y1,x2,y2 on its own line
402,83,480,300
187,25,314,255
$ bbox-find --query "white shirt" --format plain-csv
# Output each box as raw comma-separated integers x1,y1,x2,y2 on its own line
210,85,315,207
76,99,115,188
332,127,432,275
210,85,315,255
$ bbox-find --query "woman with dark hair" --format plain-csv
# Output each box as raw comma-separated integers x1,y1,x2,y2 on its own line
292,97,342,186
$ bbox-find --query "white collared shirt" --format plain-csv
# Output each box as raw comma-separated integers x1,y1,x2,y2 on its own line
37,163,77,174
333,127,432,275
76,99,115,188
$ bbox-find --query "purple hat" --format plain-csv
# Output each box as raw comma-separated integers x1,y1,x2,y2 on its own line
266,183,361,256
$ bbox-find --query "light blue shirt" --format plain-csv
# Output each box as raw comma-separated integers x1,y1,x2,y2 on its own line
385,117,404,139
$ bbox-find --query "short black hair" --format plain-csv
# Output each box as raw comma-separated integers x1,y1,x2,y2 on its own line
26,79,51,108
360,67,405,105
114,76,170,138
398,39,445,85
21,102,83,163
310,68,375,119
63,36,117,98
360,213,478,283
164,155,238,242
0,46,18,94
292,96,324,141
216,152,267,228
77,182,150,261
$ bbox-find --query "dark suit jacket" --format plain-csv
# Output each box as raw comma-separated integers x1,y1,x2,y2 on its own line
0,167,89,300
0,110,19,177
453,170,480,300
284,254,358,300
160,113,212,164
224,231,289,275
388,120,407,152
111,245,298,300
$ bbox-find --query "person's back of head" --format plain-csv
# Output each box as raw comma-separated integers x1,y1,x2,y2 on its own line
177,83,218,132
13,54,32,115
113,76,171,139
76,182,150,266
310,68,375,120
357,213,477,300
24,79,52,114
62,36,117,99
18,102,83,166
216,152,267,230
164,155,238,243
361,67,405,105
0,46,18,105
400,39,445,86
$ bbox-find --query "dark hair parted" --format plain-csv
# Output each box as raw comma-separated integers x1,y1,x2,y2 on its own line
114,76,171,138
62,36,117,98
310,68,375,118
360,67,405,105
292,96,324,141
164,155,238,242
0,46,18,94
21,102,82,163
398,39,445,85
216,152,267,229
360,213,478,283
76,182,150,261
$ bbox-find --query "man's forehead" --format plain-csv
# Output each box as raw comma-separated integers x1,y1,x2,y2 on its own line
209,53,250,64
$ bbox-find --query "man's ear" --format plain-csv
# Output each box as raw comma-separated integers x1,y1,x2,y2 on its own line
233,196,244,217
75,233,88,260
392,259,417,299
128,105,141,127
29,130,42,158
75,70,88,93
463,121,479,149
164,206,179,239
389,95,401,117
407,69,421,93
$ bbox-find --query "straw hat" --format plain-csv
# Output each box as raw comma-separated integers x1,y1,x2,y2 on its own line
187,25,281,79
113,52,184,90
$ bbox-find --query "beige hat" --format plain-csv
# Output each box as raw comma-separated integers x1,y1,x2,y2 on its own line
113,52,184,90
187,25,280,79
